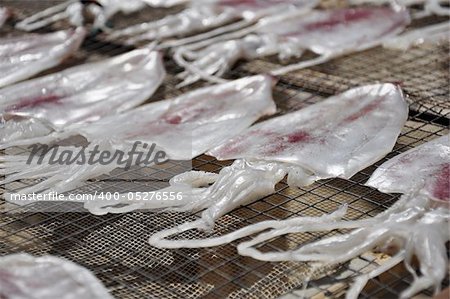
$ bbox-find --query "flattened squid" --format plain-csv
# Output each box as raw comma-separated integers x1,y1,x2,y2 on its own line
0,49,165,145
79,84,406,238
174,5,410,86
15,0,147,32
143,0,190,7
188,134,448,299
0,27,85,88
107,0,318,46
349,0,450,16
0,253,113,299
383,22,449,50
0,7,10,28
1,75,276,198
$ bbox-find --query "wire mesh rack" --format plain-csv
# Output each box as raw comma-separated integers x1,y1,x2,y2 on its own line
0,1,449,298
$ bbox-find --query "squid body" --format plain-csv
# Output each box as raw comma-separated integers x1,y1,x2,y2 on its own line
0,7,10,28
143,0,191,7
383,22,449,50
1,75,276,198
0,49,165,145
0,27,85,88
15,0,147,32
0,253,113,299
175,5,410,86
78,84,408,244
107,0,318,45
181,135,448,299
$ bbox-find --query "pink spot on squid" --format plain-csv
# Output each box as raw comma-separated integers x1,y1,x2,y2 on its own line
305,8,374,31
287,131,311,143
343,96,384,123
6,94,61,112
264,130,312,155
165,115,182,125
432,163,450,202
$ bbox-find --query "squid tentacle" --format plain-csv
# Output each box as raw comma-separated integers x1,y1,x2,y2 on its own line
383,22,449,50
425,0,450,15
150,204,349,249
83,170,219,215
175,34,280,86
160,18,256,49
15,0,83,31
346,251,405,299
234,195,450,299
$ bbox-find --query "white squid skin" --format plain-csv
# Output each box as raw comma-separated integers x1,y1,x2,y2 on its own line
136,83,407,245
0,7,10,28
107,0,318,45
1,75,276,197
15,0,147,32
0,49,165,145
142,0,190,7
343,0,450,17
175,5,410,86
183,135,448,299
383,22,450,50
0,27,85,88
0,253,113,299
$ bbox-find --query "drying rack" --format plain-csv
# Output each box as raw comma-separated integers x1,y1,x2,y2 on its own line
0,1,449,298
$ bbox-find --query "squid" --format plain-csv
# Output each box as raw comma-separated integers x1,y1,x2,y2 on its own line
174,5,410,87
15,0,147,32
175,134,448,299
383,22,449,50
81,84,406,236
1,75,276,198
349,0,450,16
106,0,318,46
0,49,165,145
143,0,190,7
0,253,113,299
0,27,85,88
0,7,10,28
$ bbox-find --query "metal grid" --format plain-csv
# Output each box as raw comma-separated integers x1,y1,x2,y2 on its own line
1,1,449,298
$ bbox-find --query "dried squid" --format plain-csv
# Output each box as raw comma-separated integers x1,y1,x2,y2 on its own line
79,84,407,239
107,0,318,46
351,0,450,16
174,5,410,86
0,253,113,299
0,27,85,88
0,49,165,145
190,134,448,299
383,22,449,50
0,7,10,28
1,75,276,198
143,0,190,7
15,0,147,32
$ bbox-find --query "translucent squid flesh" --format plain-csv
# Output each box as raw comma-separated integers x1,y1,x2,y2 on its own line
1,75,276,198
0,7,10,28
0,49,165,145
195,134,448,299
122,84,406,245
0,27,85,88
0,253,113,299
15,0,147,32
107,0,318,45
175,5,410,86
383,22,450,50
143,0,190,7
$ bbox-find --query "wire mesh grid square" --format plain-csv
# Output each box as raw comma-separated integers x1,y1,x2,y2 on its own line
0,1,449,298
